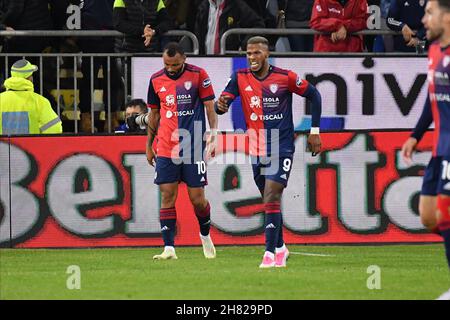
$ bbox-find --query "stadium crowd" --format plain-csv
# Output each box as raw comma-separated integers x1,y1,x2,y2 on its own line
0,0,428,133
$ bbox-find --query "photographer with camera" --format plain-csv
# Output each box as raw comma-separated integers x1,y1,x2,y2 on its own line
115,98,148,133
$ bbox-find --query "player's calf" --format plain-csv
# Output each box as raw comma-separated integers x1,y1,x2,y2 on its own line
437,195,450,268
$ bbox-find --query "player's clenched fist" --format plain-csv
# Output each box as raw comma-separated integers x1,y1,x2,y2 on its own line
215,95,232,114
307,134,321,156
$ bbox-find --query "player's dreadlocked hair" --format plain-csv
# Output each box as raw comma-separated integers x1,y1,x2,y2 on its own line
163,42,185,57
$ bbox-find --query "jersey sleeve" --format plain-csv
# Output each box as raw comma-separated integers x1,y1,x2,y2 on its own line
198,68,215,102
147,78,160,109
411,94,433,142
288,71,309,96
221,71,239,100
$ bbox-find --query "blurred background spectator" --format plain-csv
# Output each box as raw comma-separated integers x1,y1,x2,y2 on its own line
278,0,314,52
1,0,69,109
387,0,427,53
113,0,175,53
195,0,265,54
71,0,122,133
242,0,278,50
310,0,368,52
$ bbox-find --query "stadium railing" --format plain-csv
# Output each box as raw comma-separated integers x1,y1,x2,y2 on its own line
219,28,418,56
0,30,199,133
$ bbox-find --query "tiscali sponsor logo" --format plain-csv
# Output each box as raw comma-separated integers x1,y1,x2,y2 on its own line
167,110,195,118
430,93,450,102
250,113,283,121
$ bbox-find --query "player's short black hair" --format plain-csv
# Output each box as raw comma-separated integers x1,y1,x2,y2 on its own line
438,0,450,10
163,42,185,57
247,36,270,48
125,99,147,113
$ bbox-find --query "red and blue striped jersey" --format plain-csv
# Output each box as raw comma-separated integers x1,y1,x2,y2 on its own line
222,65,310,156
147,63,215,159
428,42,450,157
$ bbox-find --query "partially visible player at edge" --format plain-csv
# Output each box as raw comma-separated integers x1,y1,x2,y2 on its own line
401,0,450,300
146,42,218,260
215,36,322,268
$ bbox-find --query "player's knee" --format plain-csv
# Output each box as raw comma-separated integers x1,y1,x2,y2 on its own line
190,196,207,210
419,201,438,230
420,215,437,231
263,190,282,204
161,191,177,207
437,195,450,227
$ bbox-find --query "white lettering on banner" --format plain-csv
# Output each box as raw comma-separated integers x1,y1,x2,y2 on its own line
123,154,160,234
327,135,382,232
383,177,424,231
206,152,265,234
0,142,40,244
0,134,434,245
282,137,324,233
46,154,121,236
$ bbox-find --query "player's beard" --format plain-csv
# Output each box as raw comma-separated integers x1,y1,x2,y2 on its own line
168,64,185,76
428,27,444,42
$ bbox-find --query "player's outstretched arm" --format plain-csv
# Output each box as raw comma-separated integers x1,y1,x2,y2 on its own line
302,83,322,156
401,95,432,164
205,100,218,159
146,109,160,167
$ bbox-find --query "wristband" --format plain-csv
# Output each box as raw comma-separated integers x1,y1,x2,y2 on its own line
210,129,218,136
310,127,320,135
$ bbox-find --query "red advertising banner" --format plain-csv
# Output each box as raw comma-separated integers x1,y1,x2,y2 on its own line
0,131,441,248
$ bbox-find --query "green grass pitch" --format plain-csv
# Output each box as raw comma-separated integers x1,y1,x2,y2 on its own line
1,244,449,300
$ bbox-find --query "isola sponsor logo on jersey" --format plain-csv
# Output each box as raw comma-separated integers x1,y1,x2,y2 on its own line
263,97,280,108
434,71,450,86
250,112,283,121
177,93,192,105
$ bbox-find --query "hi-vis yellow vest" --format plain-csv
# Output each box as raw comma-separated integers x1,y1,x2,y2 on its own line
0,77,62,134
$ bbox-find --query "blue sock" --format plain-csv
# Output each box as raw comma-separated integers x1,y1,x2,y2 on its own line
277,215,284,248
160,207,176,247
264,202,282,253
195,202,211,236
